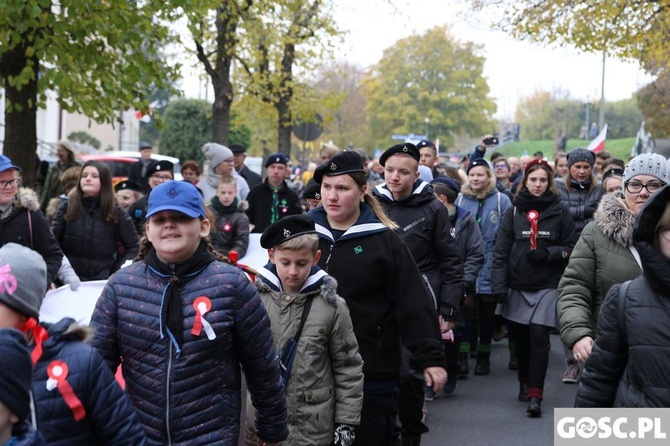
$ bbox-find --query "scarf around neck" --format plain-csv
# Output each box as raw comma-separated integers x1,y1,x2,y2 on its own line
514,188,558,212
145,242,216,353
211,195,238,214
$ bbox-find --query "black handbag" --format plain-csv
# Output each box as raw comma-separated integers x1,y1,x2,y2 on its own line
277,296,313,385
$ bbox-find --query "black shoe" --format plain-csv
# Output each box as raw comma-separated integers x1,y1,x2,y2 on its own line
518,382,529,402
474,353,490,375
508,353,518,370
458,354,469,378
527,397,542,417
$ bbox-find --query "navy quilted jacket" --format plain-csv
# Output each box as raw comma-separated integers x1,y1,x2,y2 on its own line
90,260,288,445
31,318,146,445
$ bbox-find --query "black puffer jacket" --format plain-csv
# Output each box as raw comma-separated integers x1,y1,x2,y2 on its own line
207,201,250,258
32,319,146,445
491,192,577,293
557,178,603,234
576,186,670,407
374,180,464,319
0,188,62,286
51,197,139,281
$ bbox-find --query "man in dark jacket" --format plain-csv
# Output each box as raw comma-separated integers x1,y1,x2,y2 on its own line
373,143,463,445
128,142,154,195
231,143,262,189
0,155,62,287
246,153,302,233
128,160,174,235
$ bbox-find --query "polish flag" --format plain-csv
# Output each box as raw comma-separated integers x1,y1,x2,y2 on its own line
587,124,607,153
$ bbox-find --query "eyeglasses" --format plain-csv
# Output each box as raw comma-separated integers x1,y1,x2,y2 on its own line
222,159,235,164
493,164,508,170
625,181,665,194
151,174,173,182
0,178,20,189
660,225,670,241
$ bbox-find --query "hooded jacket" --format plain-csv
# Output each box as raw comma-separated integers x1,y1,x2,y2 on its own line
491,191,576,294
207,200,251,258
309,203,445,383
373,180,464,319
246,265,363,445
557,192,642,349
31,319,146,445
575,186,670,407
456,179,512,294
51,198,139,281
90,260,288,445
0,188,62,286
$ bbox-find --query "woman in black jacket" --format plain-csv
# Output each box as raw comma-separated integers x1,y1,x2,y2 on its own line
492,160,577,416
576,185,670,407
51,161,138,281
308,151,446,446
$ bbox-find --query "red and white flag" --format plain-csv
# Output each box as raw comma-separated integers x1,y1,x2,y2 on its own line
587,124,607,153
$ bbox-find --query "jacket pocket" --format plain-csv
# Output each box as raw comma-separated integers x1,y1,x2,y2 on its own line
304,385,334,404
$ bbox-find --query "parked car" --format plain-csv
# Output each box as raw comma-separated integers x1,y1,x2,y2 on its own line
77,152,183,185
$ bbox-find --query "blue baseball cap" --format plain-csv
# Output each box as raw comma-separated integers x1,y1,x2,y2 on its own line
146,181,205,219
0,155,21,173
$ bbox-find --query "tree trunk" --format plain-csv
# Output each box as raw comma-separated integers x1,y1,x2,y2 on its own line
211,66,232,145
277,98,292,156
1,46,39,187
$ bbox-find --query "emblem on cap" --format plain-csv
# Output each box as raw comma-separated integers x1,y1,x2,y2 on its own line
283,228,291,238
167,188,178,199
315,192,321,199
330,162,337,171
402,146,408,153
156,165,162,171
275,157,280,163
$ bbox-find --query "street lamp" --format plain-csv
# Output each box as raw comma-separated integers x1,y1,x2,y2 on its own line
424,117,430,140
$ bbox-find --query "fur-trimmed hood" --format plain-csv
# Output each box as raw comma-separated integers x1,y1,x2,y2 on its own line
594,191,635,248
13,187,40,211
255,264,339,307
460,174,497,199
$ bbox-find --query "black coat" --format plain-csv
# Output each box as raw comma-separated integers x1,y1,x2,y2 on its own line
557,179,603,235
0,188,62,286
32,319,147,445
238,164,262,189
246,180,302,233
309,204,445,382
374,181,464,319
491,192,577,294
51,197,139,281
576,186,670,407
128,159,151,195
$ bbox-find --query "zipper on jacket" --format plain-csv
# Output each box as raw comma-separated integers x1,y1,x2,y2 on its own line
165,344,173,445
325,243,334,270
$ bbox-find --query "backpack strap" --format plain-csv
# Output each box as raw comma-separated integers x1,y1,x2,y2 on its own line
617,280,631,347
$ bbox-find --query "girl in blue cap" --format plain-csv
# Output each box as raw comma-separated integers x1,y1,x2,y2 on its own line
90,180,288,445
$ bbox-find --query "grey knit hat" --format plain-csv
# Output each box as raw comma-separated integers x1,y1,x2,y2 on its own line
201,142,233,170
623,153,669,184
0,243,47,320
567,147,595,168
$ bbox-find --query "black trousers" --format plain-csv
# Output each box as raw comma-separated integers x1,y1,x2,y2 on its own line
354,390,399,446
509,321,551,389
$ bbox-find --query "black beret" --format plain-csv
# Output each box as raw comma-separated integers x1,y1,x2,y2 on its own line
147,160,174,177
115,179,143,193
260,214,317,249
416,140,436,150
264,153,289,168
379,143,420,166
230,144,246,154
301,179,321,201
467,158,491,174
313,151,365,184
431,176,461,193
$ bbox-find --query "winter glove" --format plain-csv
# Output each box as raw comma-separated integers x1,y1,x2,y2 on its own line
67,278,81,291
334,424,356,446
525,248,550,264
464,280,476,296
493,293,508,304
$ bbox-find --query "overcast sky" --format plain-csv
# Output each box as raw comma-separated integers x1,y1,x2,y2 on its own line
180,0,653,120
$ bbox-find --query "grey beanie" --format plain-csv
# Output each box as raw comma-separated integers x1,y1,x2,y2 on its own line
0,243,47,320
567,147,595,168
623,153,669,184
201,142,233,170
0,329,33,422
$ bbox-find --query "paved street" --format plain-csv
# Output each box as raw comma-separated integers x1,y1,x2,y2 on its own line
422,334,577,445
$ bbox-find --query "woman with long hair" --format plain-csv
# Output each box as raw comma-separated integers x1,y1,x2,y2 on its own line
491,160,576,416
308,151,446,446
51,161,139,281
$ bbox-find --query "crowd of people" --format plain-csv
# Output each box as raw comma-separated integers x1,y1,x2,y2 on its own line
1,135,670,446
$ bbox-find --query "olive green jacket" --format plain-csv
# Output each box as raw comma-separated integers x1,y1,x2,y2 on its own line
557,193,642,349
